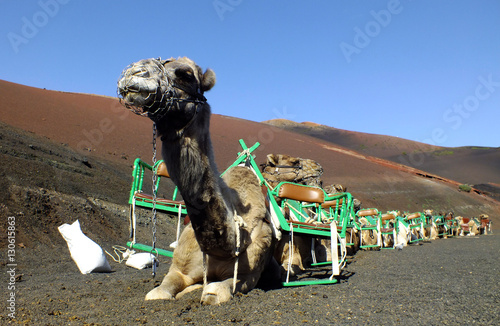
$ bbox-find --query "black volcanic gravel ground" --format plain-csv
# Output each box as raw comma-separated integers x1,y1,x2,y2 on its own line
4,234,499,325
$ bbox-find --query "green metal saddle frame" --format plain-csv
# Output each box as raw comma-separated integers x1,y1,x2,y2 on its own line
127,158,187,258
231,140,354,286
126,139,355,287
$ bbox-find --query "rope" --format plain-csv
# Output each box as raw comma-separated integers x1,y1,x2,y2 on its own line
174,203,182,247
232,210,246,294
337,226,347,270
203,253,208,288
201,210,245,295
286,221,294,284
104,245,132,263
233,221,240,294
262,177,276,190
284,201,318,224
235,148,251,162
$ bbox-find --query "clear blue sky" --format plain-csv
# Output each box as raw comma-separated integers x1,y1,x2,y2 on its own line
1,0,499,147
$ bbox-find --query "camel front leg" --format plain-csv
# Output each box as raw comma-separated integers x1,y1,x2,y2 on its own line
200,279,233,305
200,239,278,305
200,271,261,305
146,269,199,300
146,225,204,300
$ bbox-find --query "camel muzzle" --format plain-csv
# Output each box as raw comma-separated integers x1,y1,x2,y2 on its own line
117,57,207,123
117,58,172,119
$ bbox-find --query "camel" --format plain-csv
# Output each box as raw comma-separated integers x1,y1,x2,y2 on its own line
479,214,492,234
323,184,347,195
423,209,438,240
435,211,454,239
378,210,410,249
117,57,280,305
468,218,481,236
261,153,323,188
261,153,361,262
449,213,461,237
456,216,480,236
396,221,410,248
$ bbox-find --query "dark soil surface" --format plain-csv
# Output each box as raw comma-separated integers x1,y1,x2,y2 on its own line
3,233,499,325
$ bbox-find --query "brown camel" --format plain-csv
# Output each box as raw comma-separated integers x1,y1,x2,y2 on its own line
117,57,279,305
261,153,324,188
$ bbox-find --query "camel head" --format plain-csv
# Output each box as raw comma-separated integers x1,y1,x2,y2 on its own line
117,57,216,126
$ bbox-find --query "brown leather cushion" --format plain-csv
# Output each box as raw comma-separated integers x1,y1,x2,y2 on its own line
357,208,379,217
322,199,344,209
406,212,421,220
381,213,396,221
480,219,490,227
155,162,170,178
277,183,324,204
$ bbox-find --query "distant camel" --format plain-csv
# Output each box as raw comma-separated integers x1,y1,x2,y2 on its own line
118,57,280,305
479,214,492,235
261,153,323,188
423,209,438,240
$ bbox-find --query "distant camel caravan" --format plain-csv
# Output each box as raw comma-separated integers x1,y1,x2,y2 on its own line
118,56,493,305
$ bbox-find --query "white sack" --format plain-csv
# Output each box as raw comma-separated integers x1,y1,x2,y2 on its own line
125,252,157,270
58,220,112,274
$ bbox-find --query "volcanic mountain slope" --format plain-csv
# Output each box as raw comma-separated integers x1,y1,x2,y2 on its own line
0,79,498,249
264,119,500,188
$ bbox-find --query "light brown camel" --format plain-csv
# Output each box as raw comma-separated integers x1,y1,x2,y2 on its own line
117,57,280,305
423,209,438,240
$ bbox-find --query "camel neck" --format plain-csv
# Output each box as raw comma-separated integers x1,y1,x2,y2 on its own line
159,111,237,258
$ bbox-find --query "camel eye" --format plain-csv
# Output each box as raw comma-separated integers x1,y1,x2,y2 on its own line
175,67,195,80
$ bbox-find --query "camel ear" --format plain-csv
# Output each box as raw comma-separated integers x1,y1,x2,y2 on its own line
267,154,278,165
201,68,216,92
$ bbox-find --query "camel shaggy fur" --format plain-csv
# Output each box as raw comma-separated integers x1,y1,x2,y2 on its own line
261,154,323,188
118,57,279,305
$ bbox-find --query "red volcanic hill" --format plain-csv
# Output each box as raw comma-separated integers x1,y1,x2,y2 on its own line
263,119,500,186
1,79,499,223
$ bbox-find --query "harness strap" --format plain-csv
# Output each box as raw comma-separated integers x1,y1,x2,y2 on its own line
175,104,200,138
